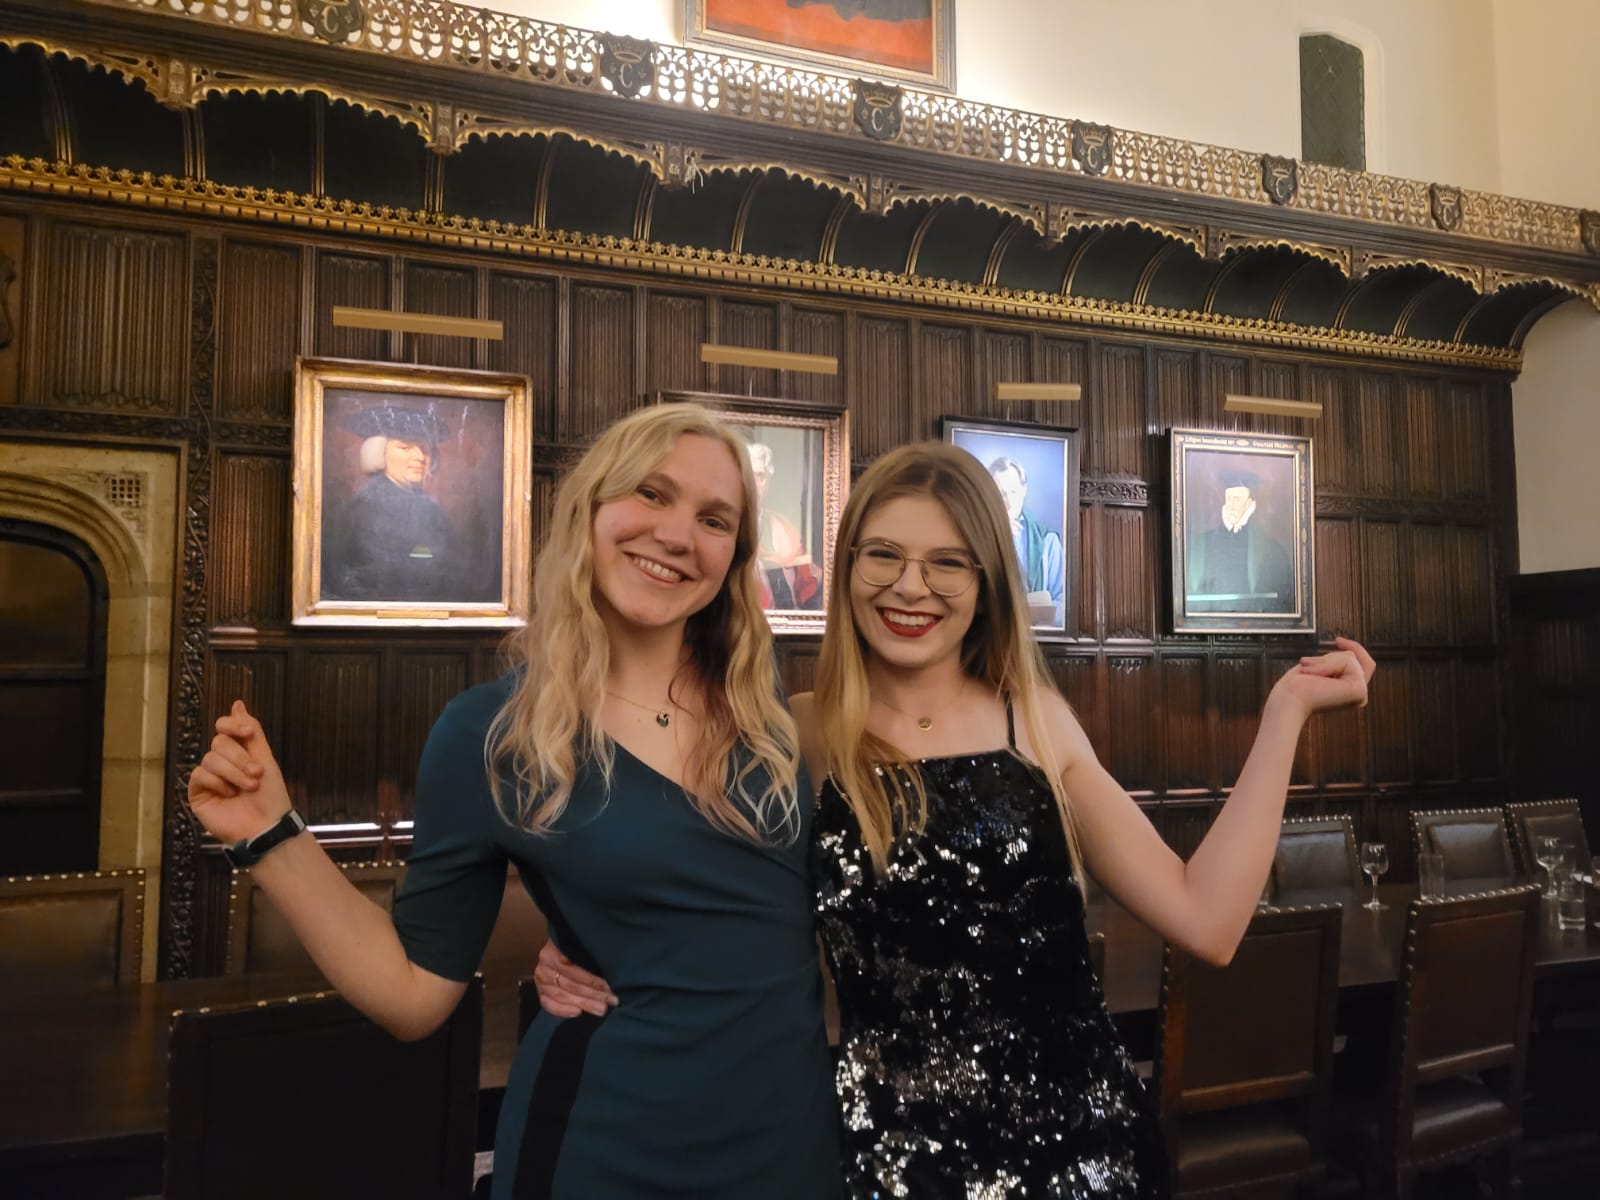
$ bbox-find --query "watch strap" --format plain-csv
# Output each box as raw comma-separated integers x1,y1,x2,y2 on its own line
224,809,307,869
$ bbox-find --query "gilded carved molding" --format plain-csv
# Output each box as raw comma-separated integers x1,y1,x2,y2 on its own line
1211,231,1351,277
74,0,1595,255
0,154,1529,370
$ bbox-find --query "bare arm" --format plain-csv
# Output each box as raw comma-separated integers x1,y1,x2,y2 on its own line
189,702,467,1040
1051,638,1374,966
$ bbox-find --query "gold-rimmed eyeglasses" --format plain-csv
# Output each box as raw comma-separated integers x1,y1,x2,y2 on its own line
852,539,981,597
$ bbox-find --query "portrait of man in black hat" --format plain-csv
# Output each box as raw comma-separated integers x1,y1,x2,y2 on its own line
320,399,491,603
1184,461,1297,615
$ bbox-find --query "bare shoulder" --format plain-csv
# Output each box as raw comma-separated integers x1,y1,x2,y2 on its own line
1033,684,1095,765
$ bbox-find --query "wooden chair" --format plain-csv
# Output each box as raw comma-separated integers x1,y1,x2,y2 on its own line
224,860,404,975
165,976,483,1200
1273,814,1360,896
0,868,145,986
1503,798,1590,877
1331,885,1540,1200
1409,808,1516,885
1155,904,1342,1198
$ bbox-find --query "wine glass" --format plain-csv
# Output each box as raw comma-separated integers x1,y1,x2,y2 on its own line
1359,841,1389,910
1534,835,1561,899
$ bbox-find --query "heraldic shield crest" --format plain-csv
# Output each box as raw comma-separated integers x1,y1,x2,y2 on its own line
600,34,656,99
1072,122,1113,177
1261,155,1299,206
299,0,365,42
1430,184,1464,232
852,81,904,142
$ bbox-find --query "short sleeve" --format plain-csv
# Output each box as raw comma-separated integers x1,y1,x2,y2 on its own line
392,679,514,981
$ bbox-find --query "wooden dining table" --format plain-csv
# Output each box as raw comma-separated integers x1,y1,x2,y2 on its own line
3,881,1597,1196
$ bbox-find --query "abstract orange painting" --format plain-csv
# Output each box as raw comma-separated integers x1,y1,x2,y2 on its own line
687,0,953,90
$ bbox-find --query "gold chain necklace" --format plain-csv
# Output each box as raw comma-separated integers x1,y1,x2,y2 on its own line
606,690,674,728
873,680,967,732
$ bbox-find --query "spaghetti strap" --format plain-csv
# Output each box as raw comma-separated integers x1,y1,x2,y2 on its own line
1004,696,1018,750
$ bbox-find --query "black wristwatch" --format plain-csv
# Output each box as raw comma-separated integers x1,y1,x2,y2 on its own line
223,809,307,869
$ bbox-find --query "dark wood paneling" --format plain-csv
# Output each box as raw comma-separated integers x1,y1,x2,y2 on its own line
390,652,471,808
789,307,845,407
917,324,969,437
297,652,380,825
1161,655,1208,792
1412,657,1457,782
1306,365,1349,491
1456,656,1500,782
1032,335,1086,433
1052,654,1104,759
1447,379,1489,501
1361,520,1407,645
1404,376,1444,499
1315,517,1359,640
39,222,186,411
566,283,635,439
0,214,25,406
977,328,1030,422
1207,354,1250,427
1100,505,1151,641
1153,348,1199,432
1356,371,1401,496
645,292,708,395
1454,525,1495,644
1369,656,1412,786
1251,359,1300,437
717,299,778,397
1091,343,1144,478
852,316,911,459
211,453,289,628
1410,523,1452,645
1214,656,1263,784
484,271,557,439
1105,655,1157,795
315,251,389,361
209,651,287,749
401,260,475,368
218,241,299,422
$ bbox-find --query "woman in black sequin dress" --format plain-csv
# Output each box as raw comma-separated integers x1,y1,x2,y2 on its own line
538,444,1375,1199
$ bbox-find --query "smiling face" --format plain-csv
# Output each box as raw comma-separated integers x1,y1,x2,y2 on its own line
590,433,746,637
849,493,979,674
384,438,430,486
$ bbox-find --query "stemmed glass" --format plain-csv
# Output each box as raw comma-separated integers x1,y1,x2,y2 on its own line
1534,835,1562,900
1359,841,1389,910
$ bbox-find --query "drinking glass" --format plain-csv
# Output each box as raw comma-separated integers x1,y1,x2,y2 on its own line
1359,841,1389,910
1417,851,1445,900
1556,871,1586,931
1534,835,1561,899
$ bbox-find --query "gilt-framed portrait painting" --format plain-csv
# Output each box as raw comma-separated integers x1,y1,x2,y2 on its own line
1170,428,1315,635
684,0,955,91
658,391,848,635
942,416,1079,635
291,358,532,627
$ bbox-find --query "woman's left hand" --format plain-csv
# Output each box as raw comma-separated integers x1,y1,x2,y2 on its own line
1272,636,1376,718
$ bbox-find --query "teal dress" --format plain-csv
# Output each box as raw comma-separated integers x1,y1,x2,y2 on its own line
393,677,842,1198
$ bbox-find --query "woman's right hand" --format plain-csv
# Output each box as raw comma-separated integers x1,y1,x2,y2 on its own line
186,700,293,845
534,939,617,1018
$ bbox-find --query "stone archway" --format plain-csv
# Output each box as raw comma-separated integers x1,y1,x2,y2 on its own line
0,443,179,980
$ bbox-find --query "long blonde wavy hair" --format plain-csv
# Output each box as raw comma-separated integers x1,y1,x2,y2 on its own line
814,442,1084,882
487,403,801,843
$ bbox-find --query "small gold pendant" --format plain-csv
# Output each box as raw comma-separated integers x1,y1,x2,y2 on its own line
656,712,671,728
916,717,933,731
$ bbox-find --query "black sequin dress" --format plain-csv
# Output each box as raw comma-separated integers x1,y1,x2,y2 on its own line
813,715,1169,1199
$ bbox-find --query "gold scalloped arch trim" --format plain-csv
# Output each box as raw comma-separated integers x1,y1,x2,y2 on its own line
1213,236,1352,278
1048,215,1206,256
0,155,1528,370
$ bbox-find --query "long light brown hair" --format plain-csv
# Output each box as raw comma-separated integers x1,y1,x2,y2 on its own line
814,442,1084,880
487,404,801,843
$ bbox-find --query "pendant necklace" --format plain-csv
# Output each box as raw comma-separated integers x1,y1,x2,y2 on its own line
874,680,967,732
606,690,673,728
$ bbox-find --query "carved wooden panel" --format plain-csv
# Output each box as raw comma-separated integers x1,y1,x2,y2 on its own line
1315,701,1364,788
0,213,25,406
1454,655,1502,784
1368,655,1412,785
1356,371,1401,496
1161,655,1209,792
1375,799,1417,874
1453,525,1495,644
1404,376,1444,499
717,299,778,397
917,324,970,437
1409,523,1452,645
297,652,380,824
1051,654,1105,761
1022,334,1085,434
789,307,845,407
1074,502,1094,639
1314,517,1359,640
1214,656,1263,785
1100,505,1151,641
1208,354,1250,429
391,652,470,812
645,292,708,396
777,641,820,695
209,651,287,751
853,316,911,459
1361,520,1407,645
1305,365,1349,492
218,241,299,422
1250,359,1300,437
1104,655,1157,796
211,452,289,628
484,271,557,440
1412,657,1457,782
39,222,186,412
1091,343,1145,479
566,284,636,440
1447,380,1489,501
315,251,390,361
401,260,476,368
974,328,1028,423
1153,348,1199,432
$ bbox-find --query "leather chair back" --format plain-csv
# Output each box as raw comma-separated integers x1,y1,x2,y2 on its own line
165,977,482,1200
0,868,145,987
1409,808,1515,884
1272,814,1359,895
1504,798,1590,877
225,861,404,976
1384,886,1539,1158
1156,905,1341,1195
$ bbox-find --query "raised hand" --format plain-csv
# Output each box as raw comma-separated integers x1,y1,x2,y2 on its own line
534,938,617,1018
1271,636,1376,718
186,700,293,845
